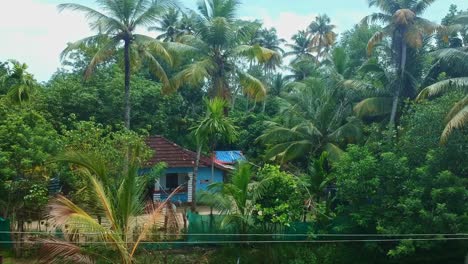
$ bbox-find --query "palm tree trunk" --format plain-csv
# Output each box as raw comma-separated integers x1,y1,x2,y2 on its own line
191,145,202,212
124,40,131,129
389,41,407,126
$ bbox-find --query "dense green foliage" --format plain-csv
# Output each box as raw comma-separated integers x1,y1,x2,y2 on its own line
1,0,467,263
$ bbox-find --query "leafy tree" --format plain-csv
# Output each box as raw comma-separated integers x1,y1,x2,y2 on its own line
362,0,443,125
402,92,468,173
173,0,280,107
332,144,467,262
0,104,60,228
253,165,304,229
59,0,175,128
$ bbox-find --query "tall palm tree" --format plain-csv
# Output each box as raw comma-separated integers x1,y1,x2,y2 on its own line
191,98,238,211
40,150,179,263
59,0,175,129
285,30,315,63
173,0,280,109
258,78,362,163
417,47,468,143
307,15,337,60
362,0,443,125
0,60,36,105
149,7,181,42
253,28,285,75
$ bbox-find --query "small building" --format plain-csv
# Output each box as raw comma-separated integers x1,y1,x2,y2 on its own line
144,136,230,203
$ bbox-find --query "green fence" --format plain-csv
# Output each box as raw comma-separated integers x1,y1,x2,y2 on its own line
187,212,312,243
0,218,12,250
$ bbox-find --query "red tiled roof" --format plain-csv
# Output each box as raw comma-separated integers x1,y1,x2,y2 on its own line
145,136,229,171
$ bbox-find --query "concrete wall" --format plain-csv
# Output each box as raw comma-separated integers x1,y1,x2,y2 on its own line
164,167,224,191
148,166,225,203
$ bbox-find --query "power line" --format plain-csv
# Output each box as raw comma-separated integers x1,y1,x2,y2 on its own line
1,237,468,244
2,231,468,237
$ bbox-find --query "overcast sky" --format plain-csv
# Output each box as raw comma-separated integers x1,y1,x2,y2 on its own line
1,0,466,82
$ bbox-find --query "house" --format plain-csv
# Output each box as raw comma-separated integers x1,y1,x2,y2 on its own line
144,136,230,203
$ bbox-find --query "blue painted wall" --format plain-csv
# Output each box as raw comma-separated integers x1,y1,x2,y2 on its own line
164,167,225,191
143,166,226,203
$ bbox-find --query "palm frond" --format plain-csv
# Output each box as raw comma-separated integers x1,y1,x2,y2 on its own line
84,37,121,79
413,0,437,14
60,35,108,61
417,78,468,100
265,140,314,163
367,0,400,14
361,13,392,25
354,97,393,117
235,44,280,64
132,0,175,27
328,119,362,143
48,196,111,240
323,143,344,162
445,95,468,124
53,152,117,229
441,103,468,144
172,58,214,89
130,185,183,257
238,71,267,101
58,3,124,32
38,238,94,264
367,30,386,55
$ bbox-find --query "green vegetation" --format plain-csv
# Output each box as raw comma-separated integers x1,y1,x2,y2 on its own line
0,0,467,263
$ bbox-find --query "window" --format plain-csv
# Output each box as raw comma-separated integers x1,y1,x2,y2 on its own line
165,173,179,189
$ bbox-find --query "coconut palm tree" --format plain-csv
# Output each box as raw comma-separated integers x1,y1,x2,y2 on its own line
258,78,362,163
59,0,175,129
173,0,280,109
0,60,36,105
40,150,179,263
307,15,337,60
417,47,468,143
362,0,443,125
255,28,285,75
285,30,316,63
191,98,238,211
149,7,182,42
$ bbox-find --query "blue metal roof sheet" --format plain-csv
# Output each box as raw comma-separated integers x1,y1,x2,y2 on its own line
215,151,246,163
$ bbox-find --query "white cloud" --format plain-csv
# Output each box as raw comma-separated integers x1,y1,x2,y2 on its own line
256,9,317,41
0,0,92,82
